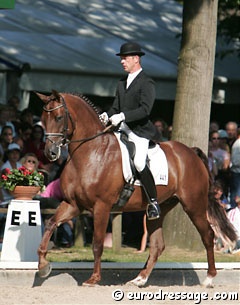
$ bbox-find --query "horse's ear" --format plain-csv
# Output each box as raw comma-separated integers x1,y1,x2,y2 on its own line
51,89,60,100
35,91,48,103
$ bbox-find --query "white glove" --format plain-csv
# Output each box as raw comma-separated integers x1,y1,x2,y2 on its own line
109,112,125,126
99,112,109,125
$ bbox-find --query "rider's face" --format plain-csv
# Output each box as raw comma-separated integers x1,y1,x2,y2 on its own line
120,55,139,73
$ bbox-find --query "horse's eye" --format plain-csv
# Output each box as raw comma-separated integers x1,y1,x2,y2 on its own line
55,116,63,122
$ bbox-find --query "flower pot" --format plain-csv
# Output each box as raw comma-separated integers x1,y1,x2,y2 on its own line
11,186,41,200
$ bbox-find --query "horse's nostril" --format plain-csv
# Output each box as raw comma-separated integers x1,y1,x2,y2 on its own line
45,144,61,162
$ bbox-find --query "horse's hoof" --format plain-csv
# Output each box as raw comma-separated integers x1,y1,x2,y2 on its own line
82,282,99,287
202,276,214,288
38,263,52,278
82,276,100,287
127,276,148,287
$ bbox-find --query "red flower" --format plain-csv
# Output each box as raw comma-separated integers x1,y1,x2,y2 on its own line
1,174,8,181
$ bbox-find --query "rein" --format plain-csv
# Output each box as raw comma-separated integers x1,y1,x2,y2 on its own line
68,124,114,144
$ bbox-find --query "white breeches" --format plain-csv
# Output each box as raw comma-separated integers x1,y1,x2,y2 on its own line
120,122,149,172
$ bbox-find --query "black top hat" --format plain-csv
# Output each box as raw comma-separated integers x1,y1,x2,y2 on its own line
116,42,145,56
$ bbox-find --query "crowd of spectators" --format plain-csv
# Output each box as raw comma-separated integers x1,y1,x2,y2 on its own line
0,97,73,248
208,121,240,253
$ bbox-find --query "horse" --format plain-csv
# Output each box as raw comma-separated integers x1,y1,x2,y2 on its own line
36,90,236,287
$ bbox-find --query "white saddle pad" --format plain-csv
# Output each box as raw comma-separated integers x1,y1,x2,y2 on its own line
114,133,168,185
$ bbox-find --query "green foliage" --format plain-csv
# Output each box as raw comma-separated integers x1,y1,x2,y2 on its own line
0,166,45,191
176,0,239,59
217,0,240,58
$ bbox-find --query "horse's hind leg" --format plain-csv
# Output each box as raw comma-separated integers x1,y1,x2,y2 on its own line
129,217,165,287
38,200,79,278
186,207,216,287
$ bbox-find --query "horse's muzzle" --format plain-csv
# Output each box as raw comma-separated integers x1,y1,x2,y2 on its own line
45,143,61,162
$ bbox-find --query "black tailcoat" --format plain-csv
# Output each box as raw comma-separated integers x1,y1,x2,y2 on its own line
107,71,156,140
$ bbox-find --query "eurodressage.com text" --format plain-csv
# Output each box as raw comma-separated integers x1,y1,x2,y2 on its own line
111,289,239,303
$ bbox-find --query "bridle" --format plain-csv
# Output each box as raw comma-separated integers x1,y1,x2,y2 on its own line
42,94,113,161
43,94,72,146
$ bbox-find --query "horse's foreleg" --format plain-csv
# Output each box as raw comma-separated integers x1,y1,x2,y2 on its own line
83,204,110,286
38,200,79,278
129,218,165,287
38,216,57,278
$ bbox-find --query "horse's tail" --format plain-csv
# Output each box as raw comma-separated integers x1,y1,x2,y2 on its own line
192,146,237,244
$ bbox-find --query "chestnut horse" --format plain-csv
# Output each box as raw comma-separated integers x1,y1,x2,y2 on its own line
37,90,236,287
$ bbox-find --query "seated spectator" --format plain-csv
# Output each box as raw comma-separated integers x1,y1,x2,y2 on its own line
208,141,218,181
209,121,220,133
227,195,240,253
218,129,230,153
14,122,33,153
0,126,14,162
210,180,237,253
0,143,22,242
225,121,238,151
229,128,240,209
20,152,39,171
6,105,20,131
0,143,22,202
213,180,231,211
209,130,230,196
20,108,34,126
152,118,169,142
0,105,17,137
1,143,22,171
7,95,20,111
23,124,52,174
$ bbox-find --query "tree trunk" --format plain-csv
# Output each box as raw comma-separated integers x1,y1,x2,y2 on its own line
164,0,219,250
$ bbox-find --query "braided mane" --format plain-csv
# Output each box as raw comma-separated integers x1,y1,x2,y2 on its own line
69,92,101,116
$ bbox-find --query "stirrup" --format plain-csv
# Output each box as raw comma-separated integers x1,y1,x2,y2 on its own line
146,201,160,220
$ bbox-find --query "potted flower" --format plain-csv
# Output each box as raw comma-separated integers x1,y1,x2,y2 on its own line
0,166,45,200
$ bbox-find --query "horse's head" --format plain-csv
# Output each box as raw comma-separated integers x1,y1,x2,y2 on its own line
37,90,72,162
37,90,106,162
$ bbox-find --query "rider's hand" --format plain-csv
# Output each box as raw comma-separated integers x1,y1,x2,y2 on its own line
109,112,125,126
99,112,109,125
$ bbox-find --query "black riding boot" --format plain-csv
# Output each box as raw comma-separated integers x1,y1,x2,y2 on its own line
138,166,161,220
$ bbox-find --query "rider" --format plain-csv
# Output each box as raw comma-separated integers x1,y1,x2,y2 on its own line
100,42,161,220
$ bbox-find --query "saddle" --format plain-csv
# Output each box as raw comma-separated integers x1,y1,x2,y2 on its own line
113,132,136,208
115,131,154,207
113,131,168,208
120,131,137,177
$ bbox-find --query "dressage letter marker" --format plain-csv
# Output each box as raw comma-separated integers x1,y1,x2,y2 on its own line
1,200,42,262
